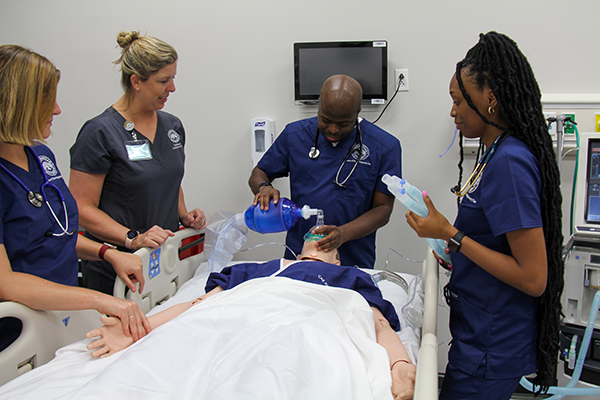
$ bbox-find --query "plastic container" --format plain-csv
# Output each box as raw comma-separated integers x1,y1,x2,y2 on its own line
382,174,451,263
235,197,320,234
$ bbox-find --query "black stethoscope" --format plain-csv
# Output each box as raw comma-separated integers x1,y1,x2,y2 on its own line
0,147,74,236
309,119,363,189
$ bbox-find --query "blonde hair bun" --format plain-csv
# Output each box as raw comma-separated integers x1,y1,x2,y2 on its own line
116,31,140,49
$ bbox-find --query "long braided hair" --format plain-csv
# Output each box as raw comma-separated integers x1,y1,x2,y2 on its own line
455,32,564,392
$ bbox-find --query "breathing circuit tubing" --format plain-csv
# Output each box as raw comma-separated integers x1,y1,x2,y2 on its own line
519,289,600,398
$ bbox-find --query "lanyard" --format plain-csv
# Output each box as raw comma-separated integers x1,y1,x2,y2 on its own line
0,147,73,236
451,132,508,197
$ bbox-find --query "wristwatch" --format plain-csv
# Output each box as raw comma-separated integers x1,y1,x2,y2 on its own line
447,231,466,253
125,230,139,250
258,182,272,190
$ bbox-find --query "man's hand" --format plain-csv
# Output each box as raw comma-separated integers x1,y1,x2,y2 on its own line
253,186,280,210
312,225,346,252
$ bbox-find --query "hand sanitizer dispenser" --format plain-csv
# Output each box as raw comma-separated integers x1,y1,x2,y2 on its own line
250,118,275,167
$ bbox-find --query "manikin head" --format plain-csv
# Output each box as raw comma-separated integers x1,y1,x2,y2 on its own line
297,240,341,265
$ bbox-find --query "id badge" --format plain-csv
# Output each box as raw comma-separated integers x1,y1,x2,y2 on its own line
125,140,153,161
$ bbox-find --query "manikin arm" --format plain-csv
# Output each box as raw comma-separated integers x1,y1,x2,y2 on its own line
86,287,224,358
371,307,416,400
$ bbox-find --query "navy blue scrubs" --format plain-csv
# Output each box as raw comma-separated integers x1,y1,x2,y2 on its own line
205,259,400,331
257,117,402,269
441,136,542,399
0,144,79,349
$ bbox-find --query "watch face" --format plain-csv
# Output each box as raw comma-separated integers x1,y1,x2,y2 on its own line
127,230,138,239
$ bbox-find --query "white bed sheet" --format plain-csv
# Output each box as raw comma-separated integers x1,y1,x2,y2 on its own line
0,262,423,400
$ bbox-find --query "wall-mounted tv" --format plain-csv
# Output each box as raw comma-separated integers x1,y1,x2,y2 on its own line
293,40,388,105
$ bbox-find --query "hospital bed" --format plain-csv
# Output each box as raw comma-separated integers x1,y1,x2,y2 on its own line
0,229,439,399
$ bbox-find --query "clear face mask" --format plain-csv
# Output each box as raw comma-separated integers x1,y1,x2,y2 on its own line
303,209,326,242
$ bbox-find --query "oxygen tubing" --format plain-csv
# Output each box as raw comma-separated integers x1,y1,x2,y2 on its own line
519,290,600,398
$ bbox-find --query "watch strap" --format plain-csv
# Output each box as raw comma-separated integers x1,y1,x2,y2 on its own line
98,243,112,260
258,182,272,189
448,231,466,253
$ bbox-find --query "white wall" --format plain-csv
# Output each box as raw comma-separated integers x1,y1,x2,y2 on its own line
2,0,599,265
2,0,600,381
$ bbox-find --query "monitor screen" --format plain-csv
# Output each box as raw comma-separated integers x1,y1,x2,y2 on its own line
294,41,388,104
585,138,600,223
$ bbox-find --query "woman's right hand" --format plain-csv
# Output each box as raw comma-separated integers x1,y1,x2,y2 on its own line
97,295,151,342
405,191,455,241
105,250,145,294
131,225,175,251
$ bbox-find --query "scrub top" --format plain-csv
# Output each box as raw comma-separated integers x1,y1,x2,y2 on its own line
70,106,185,234
0,143,79,285
448,135,541,379
206,259,400,331
257,117,402,268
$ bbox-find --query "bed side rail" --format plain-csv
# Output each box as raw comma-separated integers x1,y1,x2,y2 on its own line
0,302,101,386
113,228,207,313
414,248,439,400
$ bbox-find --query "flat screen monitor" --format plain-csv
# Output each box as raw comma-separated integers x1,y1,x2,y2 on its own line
294,41,388,105
573,133,600,241
584,138,600,223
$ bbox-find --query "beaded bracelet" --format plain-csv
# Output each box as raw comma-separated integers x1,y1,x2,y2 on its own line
390,359,410,370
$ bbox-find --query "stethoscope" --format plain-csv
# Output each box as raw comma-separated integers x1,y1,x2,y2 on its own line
0,147,74,237
451,132,508,197
309,119,363,189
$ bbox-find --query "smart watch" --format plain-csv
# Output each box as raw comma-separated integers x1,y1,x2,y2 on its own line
125,230,139,250
447,231,465,253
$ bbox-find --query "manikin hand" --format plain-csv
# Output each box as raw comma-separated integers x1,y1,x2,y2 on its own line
391,361,417,400
87,315,135,358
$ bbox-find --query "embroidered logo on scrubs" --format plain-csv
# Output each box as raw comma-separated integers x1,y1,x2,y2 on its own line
351,144,371,165
464,175,481,204
469,174,481,194
168,129,182,150
38,155,61,181
317,274,329,286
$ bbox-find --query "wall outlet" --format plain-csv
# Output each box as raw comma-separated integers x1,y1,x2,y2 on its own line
395,68,409,92
544,111,556,136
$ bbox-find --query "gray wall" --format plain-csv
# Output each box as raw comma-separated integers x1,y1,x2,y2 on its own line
2,0,600,379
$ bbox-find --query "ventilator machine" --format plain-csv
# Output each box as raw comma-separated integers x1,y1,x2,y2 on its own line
557,132,600,393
